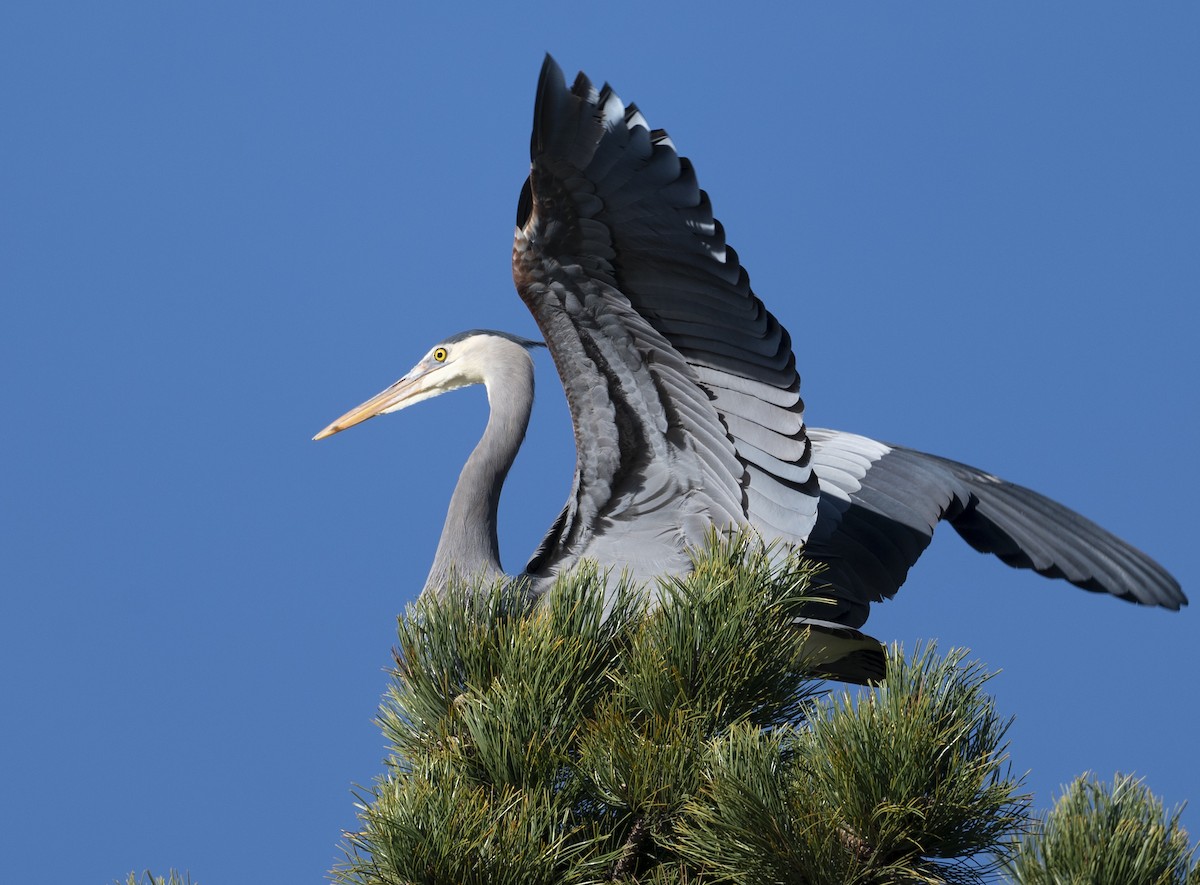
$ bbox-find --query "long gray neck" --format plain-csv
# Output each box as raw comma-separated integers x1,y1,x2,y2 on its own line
424,344,534,595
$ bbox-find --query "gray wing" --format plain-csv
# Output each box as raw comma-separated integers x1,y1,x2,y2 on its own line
516,56,819,580
805,428,1186,627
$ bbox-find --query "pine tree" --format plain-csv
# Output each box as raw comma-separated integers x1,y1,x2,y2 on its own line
334,534,1032,884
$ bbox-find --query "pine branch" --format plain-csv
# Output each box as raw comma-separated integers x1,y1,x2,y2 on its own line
611,816,650,880
1005,772,1198,884
669,644,1029,884
116,872,194,885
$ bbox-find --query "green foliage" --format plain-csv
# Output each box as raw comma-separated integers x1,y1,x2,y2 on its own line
672,644,1027,884
116,872,194,885
806,645,1024,880
1005,772,1198,884
335,534,1032,884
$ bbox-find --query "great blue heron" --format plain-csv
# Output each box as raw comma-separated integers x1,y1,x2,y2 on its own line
315,57,1184,682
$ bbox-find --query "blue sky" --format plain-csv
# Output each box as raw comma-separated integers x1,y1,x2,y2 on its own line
3,3,1197,881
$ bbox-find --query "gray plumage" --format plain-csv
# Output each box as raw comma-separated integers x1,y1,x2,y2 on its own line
314,56,1185,683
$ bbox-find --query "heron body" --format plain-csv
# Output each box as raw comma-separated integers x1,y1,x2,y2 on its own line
315,57,1184,682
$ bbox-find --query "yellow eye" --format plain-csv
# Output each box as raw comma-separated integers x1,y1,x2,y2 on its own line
433,347,448,362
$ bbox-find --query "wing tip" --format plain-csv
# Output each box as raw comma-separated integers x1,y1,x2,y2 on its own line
532,53,568,158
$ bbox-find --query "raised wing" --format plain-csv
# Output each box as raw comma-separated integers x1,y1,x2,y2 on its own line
515,56,820,582
805,428,1186,627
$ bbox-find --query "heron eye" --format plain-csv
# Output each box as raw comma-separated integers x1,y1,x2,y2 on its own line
433,347,448,362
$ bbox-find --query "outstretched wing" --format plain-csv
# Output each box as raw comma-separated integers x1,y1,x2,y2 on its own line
805,428,1186,627
515,56,820,581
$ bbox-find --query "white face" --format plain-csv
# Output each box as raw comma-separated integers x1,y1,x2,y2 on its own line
376,343,469,414
312,336,493,440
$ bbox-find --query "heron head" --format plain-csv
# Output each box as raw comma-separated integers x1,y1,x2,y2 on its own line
313,330,542,441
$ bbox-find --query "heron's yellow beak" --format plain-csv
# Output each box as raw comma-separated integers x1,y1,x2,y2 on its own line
312,371,429,441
